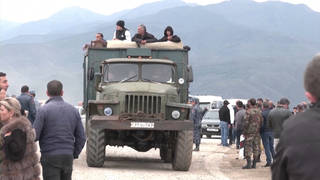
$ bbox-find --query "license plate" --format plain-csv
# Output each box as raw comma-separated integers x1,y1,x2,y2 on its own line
130,122,155,128
207,128,219,132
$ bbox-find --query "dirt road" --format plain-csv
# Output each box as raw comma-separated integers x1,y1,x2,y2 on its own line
72,138,271,180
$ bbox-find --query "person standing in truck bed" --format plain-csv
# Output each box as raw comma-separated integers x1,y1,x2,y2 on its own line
113,20,131,41
158,26,181,43
132,24,157,45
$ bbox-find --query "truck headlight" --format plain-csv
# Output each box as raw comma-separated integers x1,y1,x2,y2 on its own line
171,110,180,119
104,107,112,116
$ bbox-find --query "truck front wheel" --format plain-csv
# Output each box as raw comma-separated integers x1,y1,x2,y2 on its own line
172,130,193,171
86,126,106,167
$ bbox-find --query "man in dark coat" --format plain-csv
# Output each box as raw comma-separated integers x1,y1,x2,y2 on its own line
190,97,202,151
132,24,157,45
261,101,275,167
17,85,36,124
33,80,86,180
268,97,292,150
272,54,320,180
219,100,230,146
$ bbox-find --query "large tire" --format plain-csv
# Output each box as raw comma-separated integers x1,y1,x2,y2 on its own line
86,126,106,167
172,130,193,171
160,147,172,163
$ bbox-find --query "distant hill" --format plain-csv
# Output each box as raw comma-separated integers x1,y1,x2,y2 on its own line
0,7,108,41
205,0,320,43
1,0,320,106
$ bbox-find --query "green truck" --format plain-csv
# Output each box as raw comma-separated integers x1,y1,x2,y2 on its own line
83,41,194,171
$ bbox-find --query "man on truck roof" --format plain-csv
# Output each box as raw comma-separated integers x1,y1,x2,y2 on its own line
132,24,157,45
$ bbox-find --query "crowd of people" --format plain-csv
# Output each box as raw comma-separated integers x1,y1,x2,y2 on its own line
189,54,320,180
83,20,182,50
0,72,86,180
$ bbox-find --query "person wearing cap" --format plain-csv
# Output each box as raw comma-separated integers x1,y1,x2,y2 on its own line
132,24,157,45
0,97,41,179
219,100,231,147
272,54,320,180
190,97,202,151
267,97,292,150
113,20,131,41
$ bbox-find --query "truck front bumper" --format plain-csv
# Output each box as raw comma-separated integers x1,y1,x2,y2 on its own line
90,115,193,131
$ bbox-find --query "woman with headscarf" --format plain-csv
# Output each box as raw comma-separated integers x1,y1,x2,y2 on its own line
0,97,41,180
158,26,181,43
113,20,131,41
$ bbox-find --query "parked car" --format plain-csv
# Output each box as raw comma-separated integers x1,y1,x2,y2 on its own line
201,109,220,138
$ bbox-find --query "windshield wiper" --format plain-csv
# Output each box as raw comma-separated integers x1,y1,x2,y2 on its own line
120,74,137,83
141,78,160,84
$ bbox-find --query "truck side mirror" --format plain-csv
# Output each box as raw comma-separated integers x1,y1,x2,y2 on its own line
187,65,193,82
94,73,102,92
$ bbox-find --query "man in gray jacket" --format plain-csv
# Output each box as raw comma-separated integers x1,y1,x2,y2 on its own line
33,80,86,180
268,98,292,150
234,100,245,149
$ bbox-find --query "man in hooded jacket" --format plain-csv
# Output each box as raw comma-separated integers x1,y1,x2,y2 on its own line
158,26,181,43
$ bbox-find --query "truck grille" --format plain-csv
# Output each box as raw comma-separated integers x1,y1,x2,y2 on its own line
125,95,162,114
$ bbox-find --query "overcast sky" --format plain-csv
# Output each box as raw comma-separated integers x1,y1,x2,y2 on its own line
1,0,320,23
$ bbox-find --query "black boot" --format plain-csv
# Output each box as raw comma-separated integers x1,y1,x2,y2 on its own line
264,162,271,167
242,158,251,169
193,145,199,151
256,154,261,162
252,159,257,168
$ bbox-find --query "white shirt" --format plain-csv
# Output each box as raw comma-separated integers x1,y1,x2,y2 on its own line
113,30,131,41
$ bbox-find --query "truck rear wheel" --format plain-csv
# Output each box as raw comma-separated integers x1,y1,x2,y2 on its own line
86,126,106,167
172,130,193,171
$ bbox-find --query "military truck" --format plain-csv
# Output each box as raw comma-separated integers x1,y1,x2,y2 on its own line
83,41,194,171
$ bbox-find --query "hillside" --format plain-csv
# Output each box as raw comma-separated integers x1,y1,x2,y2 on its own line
1,0,320,106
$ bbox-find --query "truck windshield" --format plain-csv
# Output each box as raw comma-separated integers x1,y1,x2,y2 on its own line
142,64,174,83
104,63,138,82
